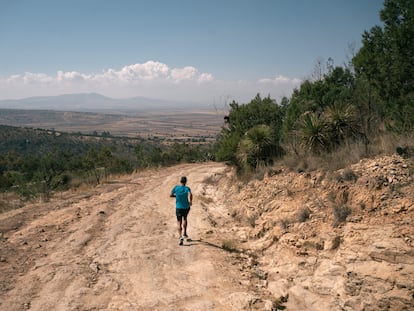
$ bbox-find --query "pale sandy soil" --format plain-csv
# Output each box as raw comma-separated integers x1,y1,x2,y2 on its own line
2,156,413,311
0,162,261,311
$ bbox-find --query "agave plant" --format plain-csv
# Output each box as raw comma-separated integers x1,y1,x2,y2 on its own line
237,124,275,169
298,112,329,154
324,102,361,145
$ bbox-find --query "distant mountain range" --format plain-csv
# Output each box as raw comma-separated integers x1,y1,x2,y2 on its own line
0,93,198,113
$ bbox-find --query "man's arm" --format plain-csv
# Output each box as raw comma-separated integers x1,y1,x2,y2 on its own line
189,192,193,206
170,186,176,197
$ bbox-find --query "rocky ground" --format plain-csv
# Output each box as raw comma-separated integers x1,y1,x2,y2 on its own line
209,153,414,310
0,155,413,310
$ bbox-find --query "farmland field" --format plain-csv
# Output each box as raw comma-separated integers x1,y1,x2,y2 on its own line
0,108,226,142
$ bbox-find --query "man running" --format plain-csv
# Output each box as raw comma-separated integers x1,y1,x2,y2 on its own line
170,176,193,245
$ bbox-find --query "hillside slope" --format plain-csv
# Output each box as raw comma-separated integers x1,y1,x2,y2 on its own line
0,155,413,310
214,154,414,310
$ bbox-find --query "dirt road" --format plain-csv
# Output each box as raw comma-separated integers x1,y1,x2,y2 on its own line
0,162,257,311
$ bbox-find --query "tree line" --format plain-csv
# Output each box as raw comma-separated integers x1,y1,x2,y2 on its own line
0,126,212,200
214,0,413,171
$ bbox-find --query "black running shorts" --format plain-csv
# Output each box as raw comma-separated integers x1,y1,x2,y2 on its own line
176,208,190,221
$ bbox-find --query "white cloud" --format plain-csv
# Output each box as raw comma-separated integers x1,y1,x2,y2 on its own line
259,75,302,85
198,73,214,83
117,61,170,81
0,61,301,105
6,72,53,84
57,71,90,83
171,66,197,82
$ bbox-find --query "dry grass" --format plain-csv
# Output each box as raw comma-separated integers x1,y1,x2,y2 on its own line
221,239,240,253
279,218,291,231
334,168,359,183
199,195,214,205
0,193,24,213
278,132,414,175
332,205,352,226
297,207,311,222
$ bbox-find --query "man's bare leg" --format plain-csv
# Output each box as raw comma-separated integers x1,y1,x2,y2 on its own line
177,218,184,245
182,219,187,237
177,219,183,237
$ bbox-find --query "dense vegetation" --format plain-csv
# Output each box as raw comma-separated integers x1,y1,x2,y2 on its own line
0,125,212,200
1,0,412,203
214,0,413,172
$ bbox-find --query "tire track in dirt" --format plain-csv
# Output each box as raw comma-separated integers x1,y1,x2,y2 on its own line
0,162,254,311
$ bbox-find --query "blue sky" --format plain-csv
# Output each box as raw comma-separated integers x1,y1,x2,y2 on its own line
0,0,384,105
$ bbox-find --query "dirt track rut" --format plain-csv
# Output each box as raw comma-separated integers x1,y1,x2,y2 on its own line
0,163,253,311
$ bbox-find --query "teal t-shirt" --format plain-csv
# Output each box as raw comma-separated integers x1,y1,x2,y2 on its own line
171,185,191,209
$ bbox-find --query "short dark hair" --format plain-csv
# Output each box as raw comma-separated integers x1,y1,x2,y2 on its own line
180,176,187,183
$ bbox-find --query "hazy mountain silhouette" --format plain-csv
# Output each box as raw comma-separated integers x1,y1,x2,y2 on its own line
0,93,195,113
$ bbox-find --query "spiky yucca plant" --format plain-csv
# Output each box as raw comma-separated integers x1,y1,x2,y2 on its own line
298,112,329,154
237,124,274,169
324,102,361,145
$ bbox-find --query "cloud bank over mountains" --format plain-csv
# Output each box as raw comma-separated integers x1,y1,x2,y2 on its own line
5,61,212,85
0,61,301,105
